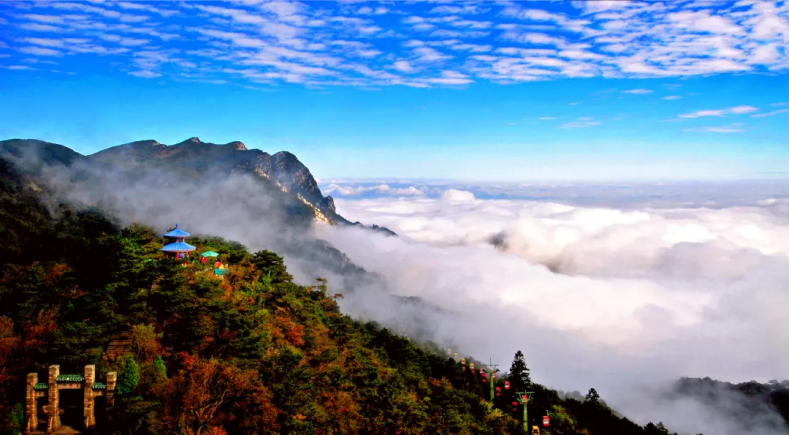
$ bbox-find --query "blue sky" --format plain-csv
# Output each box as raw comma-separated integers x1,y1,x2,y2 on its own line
1,0,788,181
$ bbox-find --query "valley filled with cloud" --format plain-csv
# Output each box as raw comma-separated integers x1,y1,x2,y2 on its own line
318,183,789,434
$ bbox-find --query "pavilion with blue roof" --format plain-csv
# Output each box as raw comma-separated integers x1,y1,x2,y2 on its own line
161,224,196,259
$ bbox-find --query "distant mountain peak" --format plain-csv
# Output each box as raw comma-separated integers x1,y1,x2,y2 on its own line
227,141,247,151
127,139,160,147
175,137,203,145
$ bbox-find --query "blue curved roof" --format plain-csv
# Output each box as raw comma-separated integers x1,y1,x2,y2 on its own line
164,228,191,238
161,242,196,252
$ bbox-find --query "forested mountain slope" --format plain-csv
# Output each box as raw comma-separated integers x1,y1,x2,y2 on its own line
0,149,676,434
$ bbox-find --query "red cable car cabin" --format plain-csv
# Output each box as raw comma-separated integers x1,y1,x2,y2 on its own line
543,416,550,427
495,387,502,396
504,381,510,390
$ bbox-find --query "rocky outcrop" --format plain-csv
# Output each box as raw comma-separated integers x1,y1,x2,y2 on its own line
2,137,396,234
88,138,392,231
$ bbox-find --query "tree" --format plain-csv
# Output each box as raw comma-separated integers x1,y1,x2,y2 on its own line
509,350,532,392
644,422,673,435
130,323,161,364
251,250,293,284
0,317,20,412
152,355,167,379
585,388,600,405
2,403,24,435
117,354,141,395
167,358,263,435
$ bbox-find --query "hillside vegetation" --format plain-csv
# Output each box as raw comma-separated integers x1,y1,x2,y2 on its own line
0,155,676,434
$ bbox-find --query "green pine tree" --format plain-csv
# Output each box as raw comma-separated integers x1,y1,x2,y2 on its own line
585,387,600,405
152,355,167,379
252,250,293,284
509,350,532,392
117,354,141,395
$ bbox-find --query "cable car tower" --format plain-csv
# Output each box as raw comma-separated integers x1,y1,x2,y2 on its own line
481,359,500,402
515,390,534,433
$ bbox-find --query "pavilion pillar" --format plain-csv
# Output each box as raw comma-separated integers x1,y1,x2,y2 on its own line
46,365,60,433
106,372,117,408
25,373,37,433
83,365,96,429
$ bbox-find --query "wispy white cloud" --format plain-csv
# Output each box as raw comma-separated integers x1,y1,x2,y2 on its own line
683,123,745,133
412,46,452,63
355,6,389,16
392,60,415,73
430,5,487,15
21,37,65,48
667,10,744,35
427,70,472,86
751,108,789,118
500,31,567,47
18,23,62,32
20,14,65,24
622,88,652,94
18,46,62,57
679,106,759,118
559,117,601,128
98,34,149,47
2,0,787,88
0,64,38,71
49,2,130,20
663,95,683,100
116,1,177,18
129,70,162,78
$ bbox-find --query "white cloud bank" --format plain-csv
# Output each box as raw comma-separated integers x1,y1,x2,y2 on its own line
317,189,789,434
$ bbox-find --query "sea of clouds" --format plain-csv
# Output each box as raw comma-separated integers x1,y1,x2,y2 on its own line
9,139,786,434
315,183,789,435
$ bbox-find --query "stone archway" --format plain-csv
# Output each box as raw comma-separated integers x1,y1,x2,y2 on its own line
25,365,117,434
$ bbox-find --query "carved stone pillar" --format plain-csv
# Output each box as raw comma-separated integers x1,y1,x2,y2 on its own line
25,373,38,433
46,365,60,433
106,372,117,408
83,365,95,429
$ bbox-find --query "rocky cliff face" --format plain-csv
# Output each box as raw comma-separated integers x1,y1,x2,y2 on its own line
3,137,395,235
91,137,348,224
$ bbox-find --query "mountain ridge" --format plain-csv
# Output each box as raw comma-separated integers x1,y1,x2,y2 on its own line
0,137,396,236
